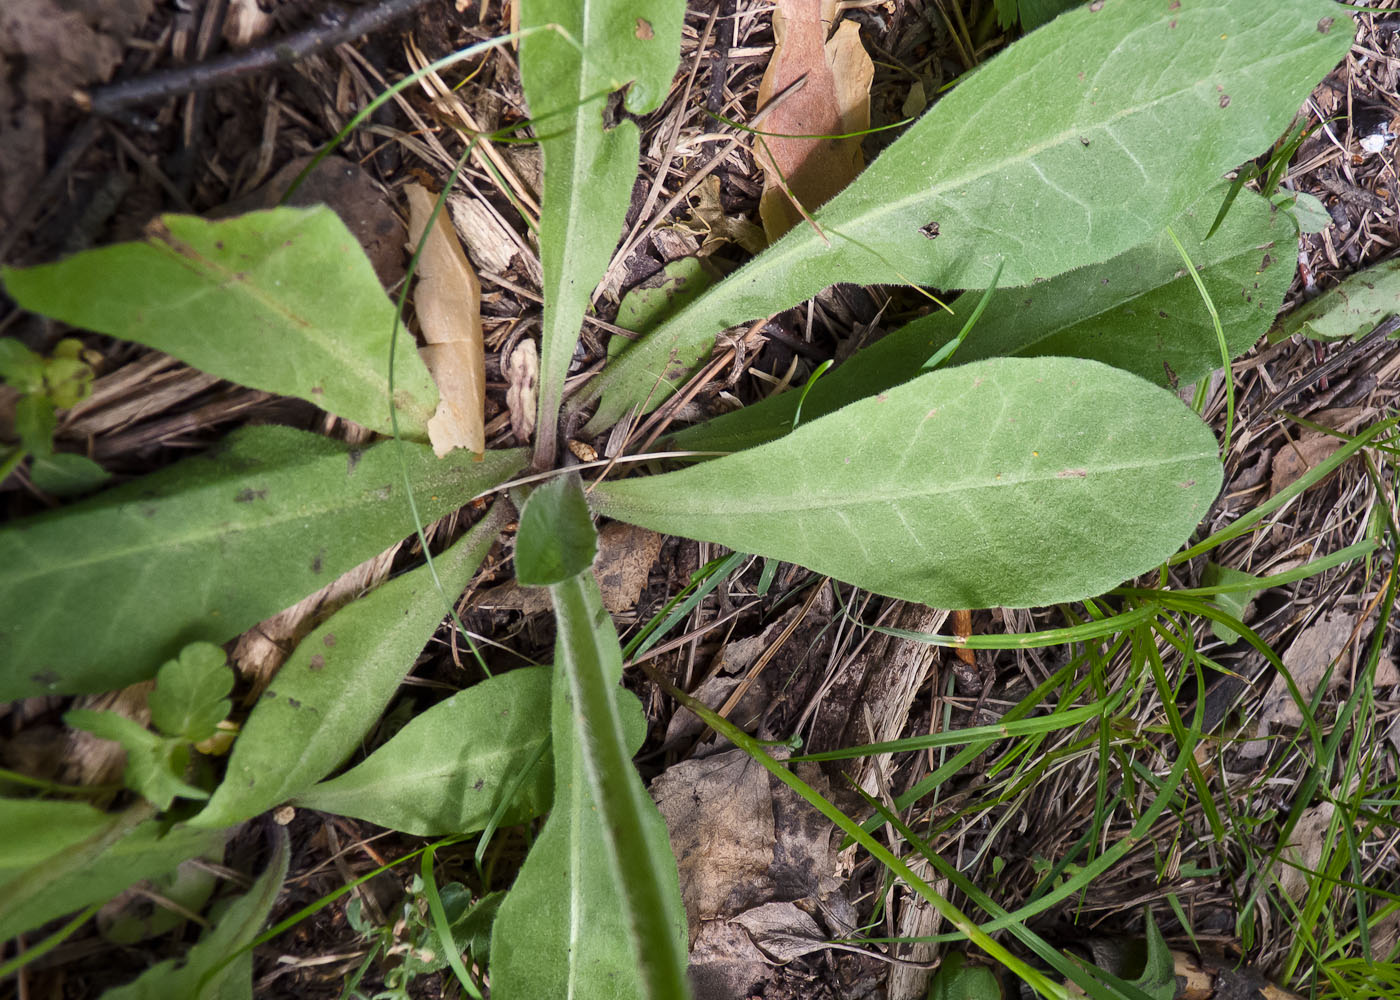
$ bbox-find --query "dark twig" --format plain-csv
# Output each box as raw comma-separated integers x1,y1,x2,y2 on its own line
81,0,436,117
1262,315,1400,412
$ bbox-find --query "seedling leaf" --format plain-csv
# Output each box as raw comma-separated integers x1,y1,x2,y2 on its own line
294,667,555,836
190,503,510,829
515,473,598,586
577,0,1352,432
596,357,1222,609
148,642,234,743
0,426,525,700
64,709,207,810
1,207,438,438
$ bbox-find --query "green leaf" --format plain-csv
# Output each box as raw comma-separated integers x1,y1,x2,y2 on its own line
64,709,207,810
672,186,1292,455
99,827,289,1000
519,0,684,458
0,339,45,392
1201,563,1263,644
1133,911,1177,1000
595,357,1222,609
1017,0,1082,31
492,487,687,998
0,426,525,700
1272,189,1332,235
927,952,1003,1000
149,642,235,743
1,207,437,438
294,666,554,836
28,453,112,496
515,473,598,586
189,503,510,829
575,0,1352,433
1277,256,1400,342
14,394,56,457
0,800,226,941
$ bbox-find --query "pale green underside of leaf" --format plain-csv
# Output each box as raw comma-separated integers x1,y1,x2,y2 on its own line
100,828,289,1000
577,0,1351,433
0,800,227,941
1,207,436,438
520,0,683,448
671,185,1293,454
489,587,683,1000
190,504,510,829
0,427,524,701
594,356,1222,609
1279,256,1400,342
294,666,554,836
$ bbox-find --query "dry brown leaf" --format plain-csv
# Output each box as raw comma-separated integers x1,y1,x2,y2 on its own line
505,339,539,446
1269,430,1344,495
1260,610,1357,727
651,747,852,959
1273,801,1335,901
755,0,873,241
406,183,486,457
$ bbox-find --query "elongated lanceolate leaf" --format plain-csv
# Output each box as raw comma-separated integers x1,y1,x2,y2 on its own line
493,480,687,999
294,667,554,836
1,207,437,438
594,357,1222,609
1276,257,1400,342
576,0,1352,433
101,828,289,1000
0,427,525,700
673,185,1292,454
520,0,683,459
0,800,227,942
190,504,510,829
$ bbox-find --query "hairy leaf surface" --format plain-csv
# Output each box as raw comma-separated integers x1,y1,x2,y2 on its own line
672,186,1291,454
577,0,1352,432
519,0,683,458
0,427,524,700
191,504,509,829
2,207,436,438
295,667,554,836
594,357,1221,609
1277,256,1400,342
101,828,289,1000
0,801,226,941
492,483,686,998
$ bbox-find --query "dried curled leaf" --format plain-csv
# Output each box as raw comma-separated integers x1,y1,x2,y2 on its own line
406,183,486,457
755,0,873,240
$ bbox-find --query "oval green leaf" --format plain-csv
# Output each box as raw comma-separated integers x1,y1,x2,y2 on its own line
593,357,1222,609
294,667,554,836
515,474,598,586
1,206,437,438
